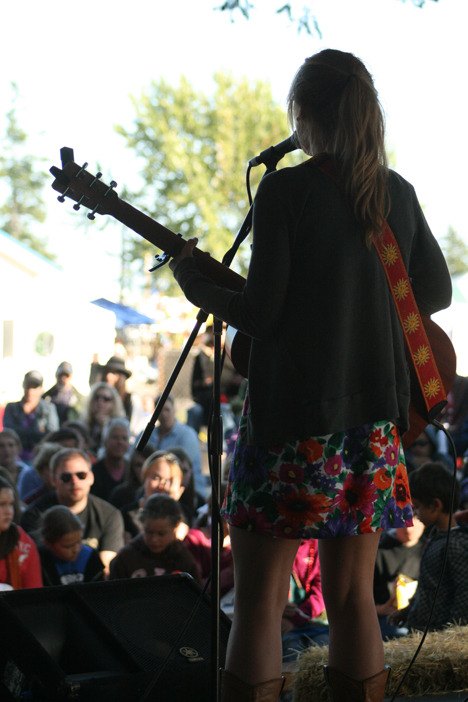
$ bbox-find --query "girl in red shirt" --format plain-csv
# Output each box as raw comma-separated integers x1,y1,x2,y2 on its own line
0,476,42,590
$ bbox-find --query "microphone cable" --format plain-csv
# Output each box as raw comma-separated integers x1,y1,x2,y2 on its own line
389,418,459,701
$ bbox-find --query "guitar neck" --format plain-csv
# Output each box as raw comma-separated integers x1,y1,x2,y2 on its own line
111,197,247,293
50,153,246,292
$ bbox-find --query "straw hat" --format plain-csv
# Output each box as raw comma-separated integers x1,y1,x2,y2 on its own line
101,356,132,379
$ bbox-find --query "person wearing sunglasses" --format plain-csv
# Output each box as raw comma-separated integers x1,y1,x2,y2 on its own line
20,448,124,574
80,382,126,457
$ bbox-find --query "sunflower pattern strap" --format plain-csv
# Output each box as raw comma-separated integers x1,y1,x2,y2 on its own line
374,222,446,417
317,158,446,417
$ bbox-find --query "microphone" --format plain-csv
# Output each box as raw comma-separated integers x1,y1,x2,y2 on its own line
249,133,299,167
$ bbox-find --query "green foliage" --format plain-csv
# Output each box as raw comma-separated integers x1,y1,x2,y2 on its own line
116,73,299,291
440,226,468,276
0,84,52,259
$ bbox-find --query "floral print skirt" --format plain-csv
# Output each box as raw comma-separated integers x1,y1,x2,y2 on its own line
221,398,413,539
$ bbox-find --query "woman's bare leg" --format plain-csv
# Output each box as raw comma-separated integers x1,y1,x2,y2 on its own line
225,526,300,684
319,532,384,680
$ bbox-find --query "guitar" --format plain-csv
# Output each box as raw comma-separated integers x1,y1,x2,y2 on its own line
50,148,457,448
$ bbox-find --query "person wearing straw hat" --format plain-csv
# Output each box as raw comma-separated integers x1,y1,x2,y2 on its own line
100,356,133,422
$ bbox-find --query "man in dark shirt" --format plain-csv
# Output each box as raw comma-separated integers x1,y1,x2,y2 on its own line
42,361,84,425
3,370,59,463
21,447,124,573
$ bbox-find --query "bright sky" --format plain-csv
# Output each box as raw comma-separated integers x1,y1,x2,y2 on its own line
1,0,467,302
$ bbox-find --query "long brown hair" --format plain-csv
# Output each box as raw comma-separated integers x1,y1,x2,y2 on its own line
287,49,388,246
0,476,19,559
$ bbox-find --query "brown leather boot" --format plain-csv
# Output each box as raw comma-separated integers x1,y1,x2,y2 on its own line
220,669,286,701
323,665,390,702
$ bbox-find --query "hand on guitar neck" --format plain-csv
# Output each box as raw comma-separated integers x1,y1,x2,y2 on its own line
169,238,198,271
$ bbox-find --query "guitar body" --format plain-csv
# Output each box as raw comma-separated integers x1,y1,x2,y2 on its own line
404,316,456,448
49,150,457,451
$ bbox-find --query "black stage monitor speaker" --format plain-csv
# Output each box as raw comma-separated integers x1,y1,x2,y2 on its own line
0,574,231,701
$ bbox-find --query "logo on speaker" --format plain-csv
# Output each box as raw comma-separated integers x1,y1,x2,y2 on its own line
179,646,204,662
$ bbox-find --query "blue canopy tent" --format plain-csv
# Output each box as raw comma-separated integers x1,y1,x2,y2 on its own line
91,298,155,329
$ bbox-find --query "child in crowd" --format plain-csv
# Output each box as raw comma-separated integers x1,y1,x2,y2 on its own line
39,505,104,586
0,476,42,590
121,450,190,540
389,461,468,632
109,493,200,581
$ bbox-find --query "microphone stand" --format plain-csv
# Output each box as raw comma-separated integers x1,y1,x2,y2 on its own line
137,148,285,702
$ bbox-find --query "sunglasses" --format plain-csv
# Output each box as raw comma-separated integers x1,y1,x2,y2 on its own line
94,395,113,402
59,471,89,483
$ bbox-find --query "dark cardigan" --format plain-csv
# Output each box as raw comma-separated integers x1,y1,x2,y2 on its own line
173,159,452,447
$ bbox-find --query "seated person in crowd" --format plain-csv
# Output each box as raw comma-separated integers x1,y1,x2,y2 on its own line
281,539,328,661
3,370,59,464
404,426,451,473
389,461,468,632
165,446,198,525
109,443,156,509
0,428,30,489
20,448,124,574
62,420,97,464
109,493,200,581
39,505,104,585
443,373,468,458
42,361,84,425
147,394,206,501
44,427,83,449
374,517,426,639
99,356,134,423
187,326,215,434
0,476,42,590
91,418,130,502
80,382,125,456
184,482,233,597
101,356,133,421
17,427,82,505
0,469,22,522
122,450,190,541
17,442,63,505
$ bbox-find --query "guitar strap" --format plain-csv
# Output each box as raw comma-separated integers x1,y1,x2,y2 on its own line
317,159,447,420
373,221,447,419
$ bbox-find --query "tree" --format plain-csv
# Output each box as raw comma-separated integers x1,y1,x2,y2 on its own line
440,226,468,276
0,84,52,259
116,73,299,292
216,0,440,35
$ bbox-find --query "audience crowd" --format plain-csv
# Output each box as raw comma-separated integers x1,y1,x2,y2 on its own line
1,355,468,662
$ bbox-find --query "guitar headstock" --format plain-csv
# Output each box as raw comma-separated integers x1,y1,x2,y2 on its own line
50,147,119,219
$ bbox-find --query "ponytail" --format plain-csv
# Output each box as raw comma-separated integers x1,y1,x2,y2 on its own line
288,49,388,246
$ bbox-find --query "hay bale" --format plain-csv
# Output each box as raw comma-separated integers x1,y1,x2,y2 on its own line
292,625,468,701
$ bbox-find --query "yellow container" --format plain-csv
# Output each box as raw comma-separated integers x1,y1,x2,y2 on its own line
395,574,418,610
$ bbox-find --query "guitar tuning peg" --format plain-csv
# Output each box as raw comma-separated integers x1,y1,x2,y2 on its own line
76,162,89,177
104,180,117,197
73,195,86,211
57,185,70,203
90,172,103,187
